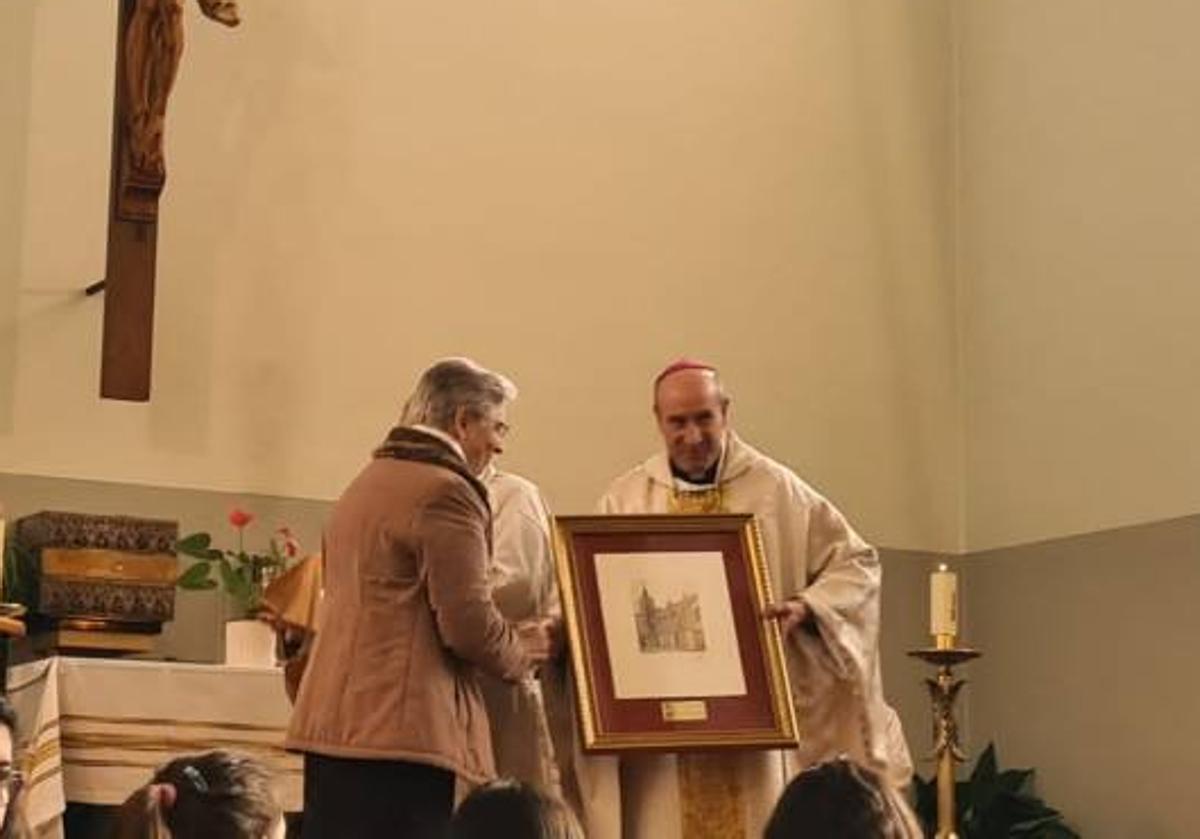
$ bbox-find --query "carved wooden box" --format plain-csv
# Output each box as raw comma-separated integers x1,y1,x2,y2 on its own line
13,512,179,632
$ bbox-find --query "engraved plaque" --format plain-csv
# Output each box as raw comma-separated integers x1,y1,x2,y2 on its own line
661,700,709,722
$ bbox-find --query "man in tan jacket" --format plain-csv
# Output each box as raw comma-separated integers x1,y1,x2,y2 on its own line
286,358,554,839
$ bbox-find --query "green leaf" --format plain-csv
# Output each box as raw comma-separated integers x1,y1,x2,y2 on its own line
971,742,999,788
1005,796,1060,822
219,557,254,616
911,773,938,833
176,561,214,589
997,768,1034,795
176,532,213,558
218,558,245,596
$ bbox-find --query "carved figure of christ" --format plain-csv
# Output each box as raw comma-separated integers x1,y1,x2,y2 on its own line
100,0,238,401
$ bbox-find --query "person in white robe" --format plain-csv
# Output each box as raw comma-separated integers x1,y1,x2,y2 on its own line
579,359,912,839
478,465,580,813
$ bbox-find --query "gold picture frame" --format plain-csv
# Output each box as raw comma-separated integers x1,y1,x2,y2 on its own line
553,513,798,753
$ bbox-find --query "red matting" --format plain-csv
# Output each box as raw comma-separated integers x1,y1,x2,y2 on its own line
572,528,779,744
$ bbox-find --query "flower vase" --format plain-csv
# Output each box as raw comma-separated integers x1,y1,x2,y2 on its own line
224,619,276,668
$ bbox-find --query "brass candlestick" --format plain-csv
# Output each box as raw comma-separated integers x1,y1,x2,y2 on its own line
908,639,981,839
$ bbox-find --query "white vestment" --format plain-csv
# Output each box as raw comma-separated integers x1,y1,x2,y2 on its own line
580,432,912,839
478,467,576,798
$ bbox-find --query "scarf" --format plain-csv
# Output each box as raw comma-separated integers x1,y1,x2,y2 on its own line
373,426,490,511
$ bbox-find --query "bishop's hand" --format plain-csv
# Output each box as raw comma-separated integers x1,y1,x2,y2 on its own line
764,597,809,637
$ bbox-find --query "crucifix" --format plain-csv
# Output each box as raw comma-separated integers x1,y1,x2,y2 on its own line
92,0,240,401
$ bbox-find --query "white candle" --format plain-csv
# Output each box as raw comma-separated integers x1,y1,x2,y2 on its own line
930,563,957,638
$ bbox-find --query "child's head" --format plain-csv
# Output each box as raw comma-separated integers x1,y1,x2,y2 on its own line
112,751,283,839
764,757,922,839
451,779,582,839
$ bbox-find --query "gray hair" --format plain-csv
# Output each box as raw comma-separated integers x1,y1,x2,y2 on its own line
400,358,517,432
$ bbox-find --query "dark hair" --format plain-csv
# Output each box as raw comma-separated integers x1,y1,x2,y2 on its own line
764,758,921,839
0,700,15,736
0,696,27,839
451,780,582,839
110,751,281,839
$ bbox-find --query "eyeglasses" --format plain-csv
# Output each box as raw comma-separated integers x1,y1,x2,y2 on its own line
477,415,509,439
0,767,23,801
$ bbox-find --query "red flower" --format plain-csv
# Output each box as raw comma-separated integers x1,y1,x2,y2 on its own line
228,508,254,529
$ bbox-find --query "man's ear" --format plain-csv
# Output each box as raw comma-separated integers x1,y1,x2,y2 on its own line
452,406,471,439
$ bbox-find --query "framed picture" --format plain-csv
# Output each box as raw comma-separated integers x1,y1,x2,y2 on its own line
552,513,798,753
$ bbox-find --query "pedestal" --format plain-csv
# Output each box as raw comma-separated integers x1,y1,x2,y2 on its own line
907,645,982,839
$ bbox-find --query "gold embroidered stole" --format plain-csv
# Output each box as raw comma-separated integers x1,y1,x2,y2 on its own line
667,485,745,839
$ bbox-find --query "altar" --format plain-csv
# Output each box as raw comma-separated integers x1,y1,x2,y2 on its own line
7,657,301,836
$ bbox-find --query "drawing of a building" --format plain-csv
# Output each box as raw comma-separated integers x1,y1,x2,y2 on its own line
633,584,706,653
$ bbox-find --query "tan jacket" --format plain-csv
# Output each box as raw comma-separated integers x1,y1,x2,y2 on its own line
285,429,530,783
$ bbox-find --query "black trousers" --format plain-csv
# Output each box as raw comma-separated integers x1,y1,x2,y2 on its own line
302,753,455,839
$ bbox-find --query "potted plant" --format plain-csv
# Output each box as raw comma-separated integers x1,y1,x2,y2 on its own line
913,742,1080,838
176,508,301,667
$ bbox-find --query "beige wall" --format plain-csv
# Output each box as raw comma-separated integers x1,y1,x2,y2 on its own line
0,1,37,436
963,517,1200,838
953,7,1200,829
9,0,1200,833
0,0,959,553
959,1,1200,550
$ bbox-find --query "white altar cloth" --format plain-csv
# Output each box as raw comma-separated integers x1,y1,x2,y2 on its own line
8,656,301,834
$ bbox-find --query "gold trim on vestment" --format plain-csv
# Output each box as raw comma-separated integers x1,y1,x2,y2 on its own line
678,752,746,839
669,486,746,839
666,486,725,515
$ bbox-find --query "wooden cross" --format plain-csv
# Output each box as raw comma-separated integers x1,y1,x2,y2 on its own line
95,0,239,401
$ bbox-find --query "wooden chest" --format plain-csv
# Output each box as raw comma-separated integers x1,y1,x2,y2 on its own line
13,512,179,632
